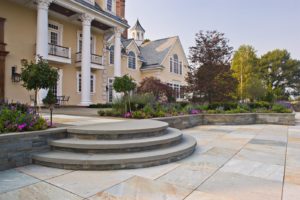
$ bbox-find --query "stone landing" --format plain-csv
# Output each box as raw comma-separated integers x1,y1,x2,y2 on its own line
32,120,197,170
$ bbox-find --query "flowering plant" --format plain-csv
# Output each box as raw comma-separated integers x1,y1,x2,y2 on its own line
0,102,48,134
124,112,132,118
190,109,202,115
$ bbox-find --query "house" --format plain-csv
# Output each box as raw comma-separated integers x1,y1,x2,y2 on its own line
0,0,188,106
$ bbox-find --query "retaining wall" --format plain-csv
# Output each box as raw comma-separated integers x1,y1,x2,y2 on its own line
154,113,295,129
0,128,67,170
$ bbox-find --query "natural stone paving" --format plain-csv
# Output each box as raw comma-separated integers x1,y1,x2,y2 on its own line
1,115,300,200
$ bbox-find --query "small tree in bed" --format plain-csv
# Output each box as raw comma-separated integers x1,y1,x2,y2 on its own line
21,56,58,111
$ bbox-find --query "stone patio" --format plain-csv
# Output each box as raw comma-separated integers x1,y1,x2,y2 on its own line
0,117,300,199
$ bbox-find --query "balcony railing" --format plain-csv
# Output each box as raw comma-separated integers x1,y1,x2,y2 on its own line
48,43,71,59
76,52,103,66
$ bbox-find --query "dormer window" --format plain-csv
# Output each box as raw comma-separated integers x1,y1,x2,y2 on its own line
107,0,113,12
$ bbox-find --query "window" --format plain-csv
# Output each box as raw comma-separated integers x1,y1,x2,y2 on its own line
77,73,95,93
107,78,114,103
109,45,114,64
77,32,95,53
128,51,136,69
174,84,180,99
107,0,112,12
168,83,182,99
170,57,173,72
173,54,179,74
48,22,61,45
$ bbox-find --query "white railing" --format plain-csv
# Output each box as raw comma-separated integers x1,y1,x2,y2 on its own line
48,43,71,59
76,52,103,65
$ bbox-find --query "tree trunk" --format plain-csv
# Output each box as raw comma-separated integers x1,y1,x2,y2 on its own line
50,107,53,127
34,89,38,113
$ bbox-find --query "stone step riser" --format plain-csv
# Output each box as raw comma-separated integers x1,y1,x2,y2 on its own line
68,129,167,140
33,147,195,170
50,139,182,153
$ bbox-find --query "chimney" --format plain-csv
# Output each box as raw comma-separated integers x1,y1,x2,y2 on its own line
116,0,125,19
116,0,128,38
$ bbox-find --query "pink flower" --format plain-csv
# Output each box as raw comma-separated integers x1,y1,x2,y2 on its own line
17,123,27,131
190,109,201,115
124,112,132,118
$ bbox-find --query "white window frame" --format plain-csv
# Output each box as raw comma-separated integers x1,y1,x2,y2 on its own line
170,54,182,75
77,72,96,94
168,82,182,100
77,31,96,54
127,51,137,69
107,78,114,103
48,20,63,45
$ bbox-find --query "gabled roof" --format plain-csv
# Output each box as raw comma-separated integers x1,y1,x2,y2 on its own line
121,38,134,48
130,19,145,32
139,36,178,69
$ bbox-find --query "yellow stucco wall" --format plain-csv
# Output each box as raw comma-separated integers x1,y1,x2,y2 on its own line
1,0,36,103
1,0,107,105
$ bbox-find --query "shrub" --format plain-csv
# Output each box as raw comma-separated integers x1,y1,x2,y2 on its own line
208,102,238,111
152,110,166,118
137,77,174,102
0,102,48,133
271,104,292,113
132,111,147,119
248,101,271,109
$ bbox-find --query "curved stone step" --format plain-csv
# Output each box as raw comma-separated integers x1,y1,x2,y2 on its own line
50,128,182,153
33,135,197,170
67,119,169,140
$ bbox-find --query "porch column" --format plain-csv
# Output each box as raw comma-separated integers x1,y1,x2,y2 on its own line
114,27,123,77
80,13,94,106
36,0,53,59
36,0,53,104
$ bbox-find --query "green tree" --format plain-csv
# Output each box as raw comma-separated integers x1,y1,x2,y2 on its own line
186,30,238,103
245,76,267,101
258,49,300,101
231,45,259,101
21,56,58,110
113,75,136,113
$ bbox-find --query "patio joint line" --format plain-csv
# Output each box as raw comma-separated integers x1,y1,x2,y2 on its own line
85,175,135,199
281,126,289,200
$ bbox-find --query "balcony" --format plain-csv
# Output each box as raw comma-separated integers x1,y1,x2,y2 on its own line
48,43,71,64
75,52,104,69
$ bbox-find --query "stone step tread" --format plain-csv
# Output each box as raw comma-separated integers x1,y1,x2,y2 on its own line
33,135,196,165
67,119,168,135
50,128,182,149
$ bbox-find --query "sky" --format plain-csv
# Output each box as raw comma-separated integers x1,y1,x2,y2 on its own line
126,0,300,60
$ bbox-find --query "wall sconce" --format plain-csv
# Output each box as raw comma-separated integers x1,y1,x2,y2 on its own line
11,66,21,83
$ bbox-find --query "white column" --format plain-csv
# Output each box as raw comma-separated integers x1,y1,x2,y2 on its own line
36,0,53,105
80,13,94,106
36,0,53,59
114,27,123,77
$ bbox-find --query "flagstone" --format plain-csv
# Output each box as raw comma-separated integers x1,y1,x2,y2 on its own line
197,172,282,200
89,176,191,200
0,182,82,200
16,165,72,180
0,169,39,194
282,183,300,200
220,159,284,182
235,148,285,165
46,171,133,198
157,165,217,190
